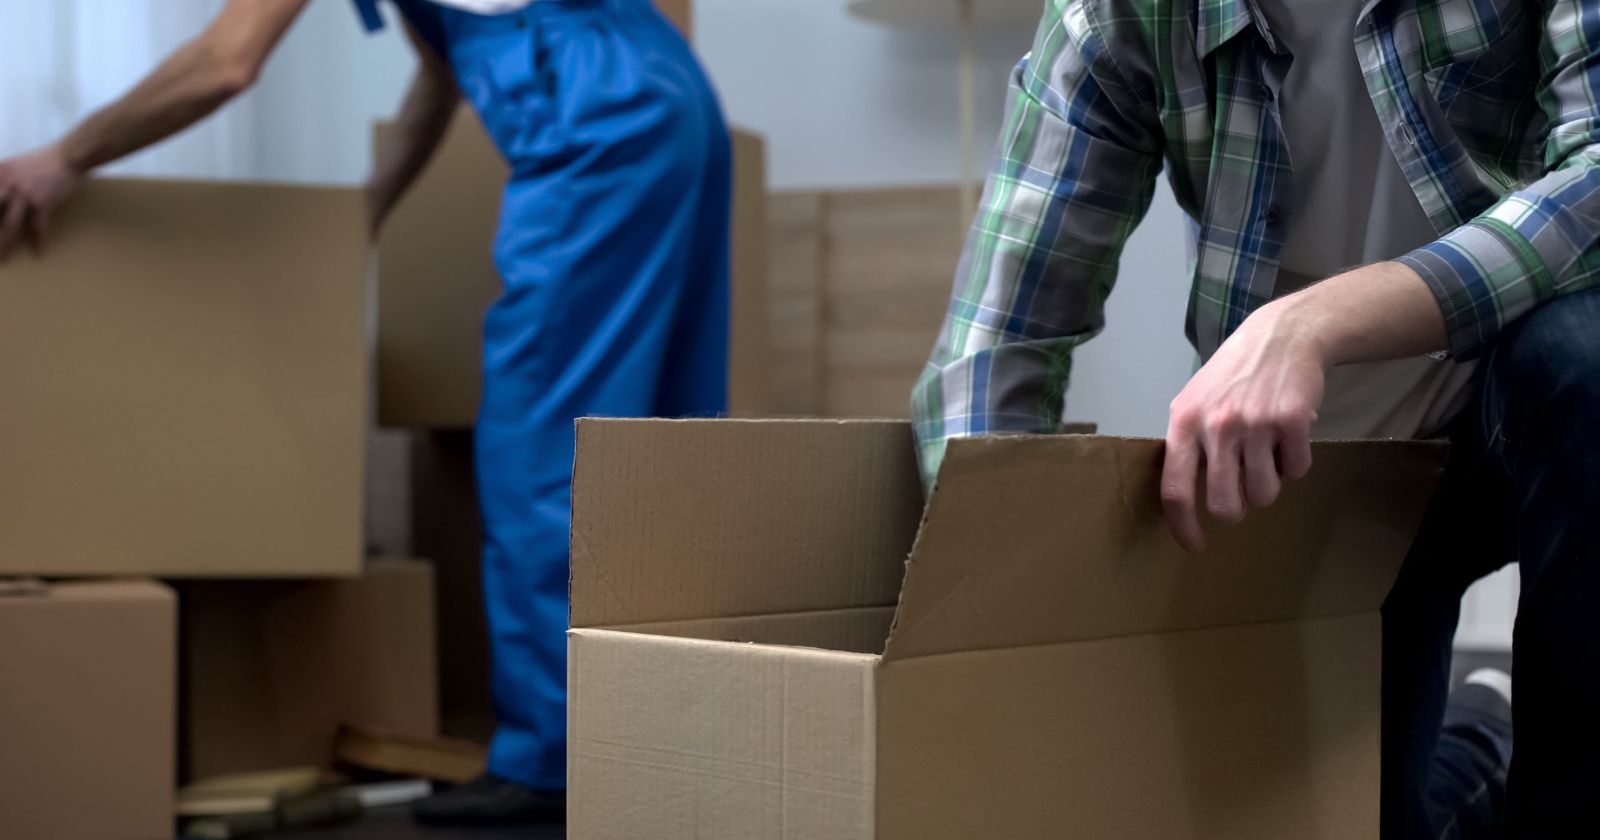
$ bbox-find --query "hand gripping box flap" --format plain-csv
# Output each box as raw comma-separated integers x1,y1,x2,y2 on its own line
569,418,925,633
882,434,1448,661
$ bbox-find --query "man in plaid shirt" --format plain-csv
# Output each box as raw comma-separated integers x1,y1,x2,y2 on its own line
915,0,1600,835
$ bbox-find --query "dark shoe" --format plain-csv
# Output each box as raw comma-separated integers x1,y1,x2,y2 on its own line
411,774,564,826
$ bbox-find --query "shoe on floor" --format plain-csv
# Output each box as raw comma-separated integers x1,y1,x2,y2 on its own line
411,774,564,826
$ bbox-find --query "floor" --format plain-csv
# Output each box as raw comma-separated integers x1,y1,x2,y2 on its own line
273,807,563,840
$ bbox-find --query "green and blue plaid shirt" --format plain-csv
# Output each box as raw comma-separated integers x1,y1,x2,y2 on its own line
912,0,1600,484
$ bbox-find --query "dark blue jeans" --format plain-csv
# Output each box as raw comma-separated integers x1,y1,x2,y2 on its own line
1382,286,1600,839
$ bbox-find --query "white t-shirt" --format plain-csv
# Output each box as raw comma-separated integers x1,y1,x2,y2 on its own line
1254,0,1477,439
428,0,535,14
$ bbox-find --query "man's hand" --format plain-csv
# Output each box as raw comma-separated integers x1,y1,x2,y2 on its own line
0,0,312,261
1160,261,1448,552
1162,299,1326,552
0,145,82,261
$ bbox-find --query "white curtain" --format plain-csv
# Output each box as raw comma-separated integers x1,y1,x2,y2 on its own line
0,0,413,184
0,0,259,179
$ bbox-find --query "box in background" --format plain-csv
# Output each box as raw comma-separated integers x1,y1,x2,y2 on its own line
179,559,438,781
0,179,367,578
0,580,176,840
410,431,496,742
373,115,772,426
566,419,1447,840
655,0,692,36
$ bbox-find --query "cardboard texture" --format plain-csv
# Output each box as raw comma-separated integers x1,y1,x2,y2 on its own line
373,115,770,426
767,187,965,417
373,112,506,428
0,179,366,577
0,580,176,840
567,419,1448,840
179,560,438,781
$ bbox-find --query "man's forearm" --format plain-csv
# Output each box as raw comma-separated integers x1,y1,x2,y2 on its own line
60,41,250,172
367,69,460,224
366,22,460,231
56,0,308,173
1270,260,1449,368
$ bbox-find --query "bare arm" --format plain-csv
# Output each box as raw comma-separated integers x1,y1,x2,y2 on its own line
365,23,461,235
0,0,309,259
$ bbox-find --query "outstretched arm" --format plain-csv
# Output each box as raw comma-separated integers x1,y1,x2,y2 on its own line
365,22,461,235
0,0,310,259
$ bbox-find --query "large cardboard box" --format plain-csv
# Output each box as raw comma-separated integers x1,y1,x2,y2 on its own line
374,116,771,426
0,179,367,577
178,560,438,780
566,419,1447,839
0,580,176,840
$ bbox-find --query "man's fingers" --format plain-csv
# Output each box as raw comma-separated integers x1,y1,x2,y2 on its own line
1204,427,1246,525
1243,433,1282,509
1278,421,1314,480
1161,428,1206,554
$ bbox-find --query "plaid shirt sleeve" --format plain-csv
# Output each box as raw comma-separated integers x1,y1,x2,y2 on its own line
910,0,1164,488
1395,0,1600,357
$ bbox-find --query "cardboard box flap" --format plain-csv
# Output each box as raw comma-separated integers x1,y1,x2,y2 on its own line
570,418,923,629
883,434,1446,661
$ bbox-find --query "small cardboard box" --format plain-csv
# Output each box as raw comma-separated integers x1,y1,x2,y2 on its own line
0,580,176,840
656,0,692,36
0,179,367,577
373,117,771,426
566,419,1447,839
178,559,438,780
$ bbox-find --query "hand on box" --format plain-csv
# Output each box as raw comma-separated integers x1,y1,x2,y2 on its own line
1161,298,1326,553
0,144,81,261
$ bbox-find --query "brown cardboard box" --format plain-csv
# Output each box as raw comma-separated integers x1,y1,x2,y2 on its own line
656,0,692,36
565,419,1448,839
0,179,366,577
179,560,438,780
767,186,965,418
410,431,495,742
0,580,176,840
373,116,771,426
373,113,505,429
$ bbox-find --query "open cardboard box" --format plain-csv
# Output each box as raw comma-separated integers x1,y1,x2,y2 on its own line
567,419,1447,839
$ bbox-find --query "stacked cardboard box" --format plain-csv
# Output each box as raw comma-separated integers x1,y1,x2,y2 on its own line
0,581,176,840
178,560,438,780
0,179,438,839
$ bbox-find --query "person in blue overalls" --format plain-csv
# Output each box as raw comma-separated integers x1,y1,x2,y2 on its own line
0,0,730,825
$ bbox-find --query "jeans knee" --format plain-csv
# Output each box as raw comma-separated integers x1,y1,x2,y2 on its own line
1489,288,1600,438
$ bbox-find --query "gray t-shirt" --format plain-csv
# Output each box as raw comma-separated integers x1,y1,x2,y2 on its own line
1254,0,1477,439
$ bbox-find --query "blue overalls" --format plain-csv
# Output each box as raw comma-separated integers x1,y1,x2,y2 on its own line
356,0,731,790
